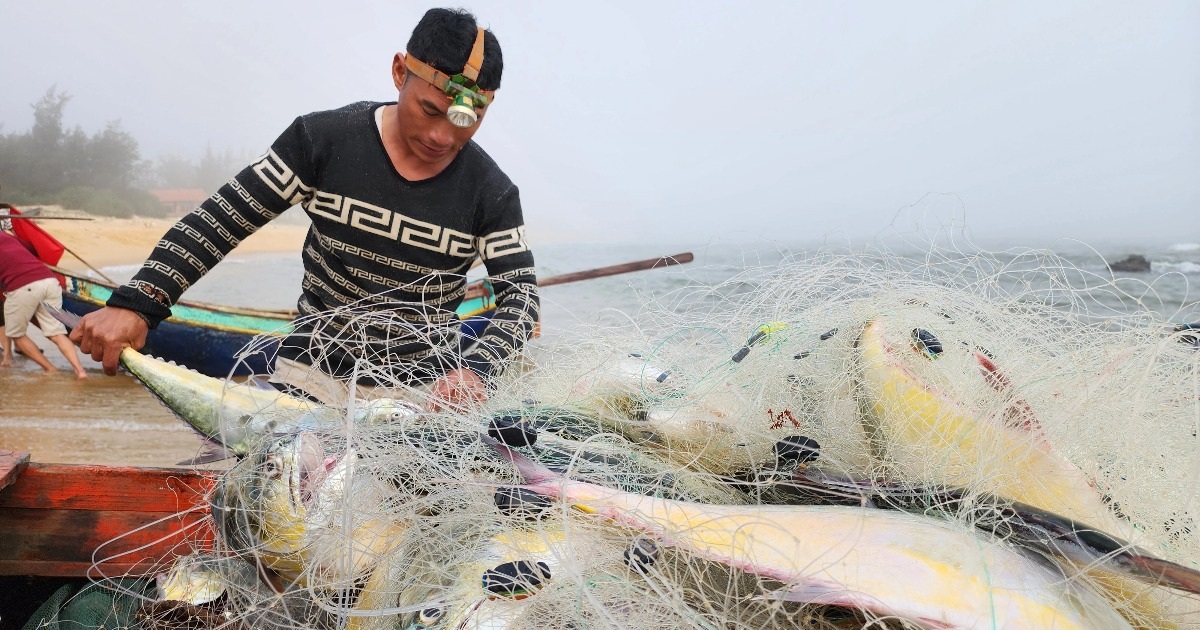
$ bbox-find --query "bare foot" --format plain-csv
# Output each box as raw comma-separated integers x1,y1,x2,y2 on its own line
75,370,89,380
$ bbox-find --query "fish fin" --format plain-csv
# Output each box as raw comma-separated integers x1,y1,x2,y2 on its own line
974,496,1200,595
769,580,864,606
1120,554,1200,596
768,583,955,630
177,440,236,466
245,375,276,391
44,303,82,331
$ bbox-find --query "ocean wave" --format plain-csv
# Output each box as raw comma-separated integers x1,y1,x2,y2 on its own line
1156,261,1200,274
1168,243,1200,253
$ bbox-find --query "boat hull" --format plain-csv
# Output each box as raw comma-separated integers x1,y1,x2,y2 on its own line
0,454,216,578
57,270,496,377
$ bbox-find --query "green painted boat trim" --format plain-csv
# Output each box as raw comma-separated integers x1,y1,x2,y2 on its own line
57,269,495,336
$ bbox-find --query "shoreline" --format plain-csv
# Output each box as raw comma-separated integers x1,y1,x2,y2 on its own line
19,207,309,270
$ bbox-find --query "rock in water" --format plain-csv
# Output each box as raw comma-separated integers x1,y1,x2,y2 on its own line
1108,254,1151,272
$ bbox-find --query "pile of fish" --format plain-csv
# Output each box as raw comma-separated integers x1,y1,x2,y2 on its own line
81,263,1200,630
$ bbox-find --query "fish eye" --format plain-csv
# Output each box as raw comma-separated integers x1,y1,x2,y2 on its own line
910,329,943,359
418,607,443,624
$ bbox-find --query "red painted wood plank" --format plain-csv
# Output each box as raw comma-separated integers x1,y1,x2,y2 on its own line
0,462,218,577
0,463,215,512
0,449,30,491
0,507,215,577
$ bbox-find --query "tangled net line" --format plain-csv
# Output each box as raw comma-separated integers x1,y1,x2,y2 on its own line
74,228,1200,630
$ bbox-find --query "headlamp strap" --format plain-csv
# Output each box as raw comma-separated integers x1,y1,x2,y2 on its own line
403,26,493,108
462,26,485,83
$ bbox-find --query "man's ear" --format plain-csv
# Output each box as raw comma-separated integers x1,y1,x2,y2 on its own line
392,53,408,91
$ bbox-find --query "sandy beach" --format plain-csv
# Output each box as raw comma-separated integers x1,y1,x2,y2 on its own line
26,206,310,271
2,208,308,467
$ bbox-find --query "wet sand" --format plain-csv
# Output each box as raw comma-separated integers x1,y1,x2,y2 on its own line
0,335,227,467
1,209,307,467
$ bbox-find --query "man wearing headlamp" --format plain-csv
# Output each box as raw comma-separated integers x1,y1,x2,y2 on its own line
70,8,539,410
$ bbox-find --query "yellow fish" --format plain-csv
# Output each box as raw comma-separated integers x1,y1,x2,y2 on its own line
856,316,1128,537
855,315,1193,628
212,431,401,588
488,437,1132,630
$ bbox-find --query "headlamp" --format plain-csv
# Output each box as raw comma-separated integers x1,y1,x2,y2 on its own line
405,27,494,129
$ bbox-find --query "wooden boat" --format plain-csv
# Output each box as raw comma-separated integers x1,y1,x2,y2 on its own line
0,449,215,579
51,251,693,377
55,267,497,377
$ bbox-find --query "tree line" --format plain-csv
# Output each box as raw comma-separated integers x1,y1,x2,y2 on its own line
0,87,244,218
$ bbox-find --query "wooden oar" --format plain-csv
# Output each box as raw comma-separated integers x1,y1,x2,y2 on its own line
57,245,118,285
463,252,694,301
538,252,693,287
0,215,94,221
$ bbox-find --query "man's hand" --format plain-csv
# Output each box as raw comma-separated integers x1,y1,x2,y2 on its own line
69,307,149,376
428,367,487,412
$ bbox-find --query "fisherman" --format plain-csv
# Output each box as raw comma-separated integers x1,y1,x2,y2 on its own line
0,198,10,366
70,8,538,409
0,231,89,378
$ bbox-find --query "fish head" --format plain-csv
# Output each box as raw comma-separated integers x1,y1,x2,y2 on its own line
572,353,679,407
858,307,1011,417
212,431,349,570
356,397,424,426
156,553,229,605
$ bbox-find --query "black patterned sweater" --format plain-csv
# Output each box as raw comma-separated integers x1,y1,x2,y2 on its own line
108,101,540,385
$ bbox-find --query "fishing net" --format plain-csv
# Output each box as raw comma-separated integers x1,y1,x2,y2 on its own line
50,207,1200,629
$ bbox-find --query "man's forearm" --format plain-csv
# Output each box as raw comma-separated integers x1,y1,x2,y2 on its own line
462,267,540,381
106,161,298,325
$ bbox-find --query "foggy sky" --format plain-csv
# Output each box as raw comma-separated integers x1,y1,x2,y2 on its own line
2,1,1197,248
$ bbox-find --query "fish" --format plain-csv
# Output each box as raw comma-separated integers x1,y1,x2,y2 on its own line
211,431,403,588
486,435,1134,630
560,356,803,476
388,526,565,630
775,467,1200,598
855,315,1130,537
120,346,424,461
855,314,1194,628
156,552,259,605
383,521,699,630
47,304,423,461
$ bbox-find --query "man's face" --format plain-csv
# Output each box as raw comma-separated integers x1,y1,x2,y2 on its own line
391,54,488,164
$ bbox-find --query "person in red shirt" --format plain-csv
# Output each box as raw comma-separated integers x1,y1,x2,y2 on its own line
0,231,88,378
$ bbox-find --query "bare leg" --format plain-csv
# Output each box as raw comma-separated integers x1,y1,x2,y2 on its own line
48,334,88,379
11,335,57,372
0,327,11,367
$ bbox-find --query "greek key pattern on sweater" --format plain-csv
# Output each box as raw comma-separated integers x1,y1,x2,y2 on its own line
477,226,529,259
253,149,313,205
306,189,479,256
169,223,223,261
229,179,282,220
314,229,451,276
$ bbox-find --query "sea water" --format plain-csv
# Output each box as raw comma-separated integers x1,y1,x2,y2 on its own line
1,238,1195,466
